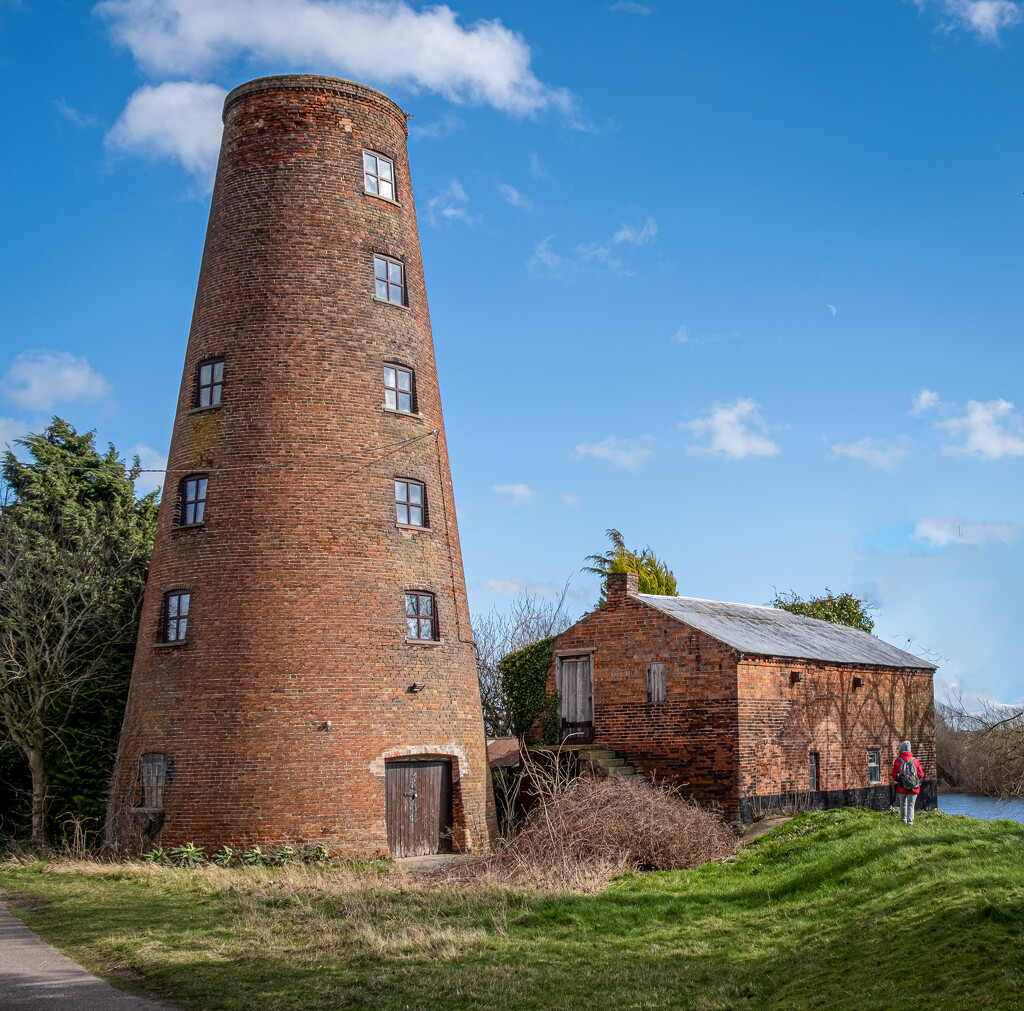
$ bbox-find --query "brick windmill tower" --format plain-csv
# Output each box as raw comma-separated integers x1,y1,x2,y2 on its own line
107,75,495,857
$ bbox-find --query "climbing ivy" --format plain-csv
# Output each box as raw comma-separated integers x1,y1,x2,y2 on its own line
499,636,559,740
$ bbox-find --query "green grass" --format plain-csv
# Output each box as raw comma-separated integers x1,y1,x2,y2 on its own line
2,808,1023,1009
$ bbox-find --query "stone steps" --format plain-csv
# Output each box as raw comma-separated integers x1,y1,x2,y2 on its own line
575,745,637,779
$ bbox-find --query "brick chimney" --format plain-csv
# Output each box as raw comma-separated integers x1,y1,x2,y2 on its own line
606,571,639,605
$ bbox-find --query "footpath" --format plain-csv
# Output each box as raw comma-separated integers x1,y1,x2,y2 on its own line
0,904,176,1010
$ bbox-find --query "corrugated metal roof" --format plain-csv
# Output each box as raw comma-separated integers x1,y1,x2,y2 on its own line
635,594,937,669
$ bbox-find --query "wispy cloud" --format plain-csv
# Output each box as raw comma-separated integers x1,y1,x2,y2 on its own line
482,577,587,599
574,436,652,470
409,113,464,141
682,399,780,459
672,325,736,346
0,417,27,453
2,351,111,410
528,214,656,279
96,0,576,117
106,81,227,188
609,1,652,12
613,216,657,245
529,152,549,179
493,482,535,505
427,179,473,226
130,442,169,495
911,0,1022,41
562,491,581,507
938,398,1024,458
55,99,100,128
911,388,941,415
914,515,1023,547
830,437,908,470
498,183,534,211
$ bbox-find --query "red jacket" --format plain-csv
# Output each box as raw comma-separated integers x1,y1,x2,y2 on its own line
891,751,924,795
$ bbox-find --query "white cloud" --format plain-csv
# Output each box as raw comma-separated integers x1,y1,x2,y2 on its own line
682,399,780,459
493,482,535,505
482,577,588,600
130,442,169,495
941,0,1021,40
528,235,566,274
830,437,908,470
106,81,227,186
609,1,652,12
498,183,534,210
561,491,581,507
914,515,1022,548
574,436,652,470
409,113,464,141
911,388,941,415
96,0,574,117
55,99,100,128
613,215,657,245
937,398,1024,458
2,351,111,410
427,178,473,225
529,152,549,179
672,325,727,346
0,417,27,454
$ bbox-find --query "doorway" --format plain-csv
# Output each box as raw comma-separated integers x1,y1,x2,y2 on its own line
559,656,594,744
385,759,453,857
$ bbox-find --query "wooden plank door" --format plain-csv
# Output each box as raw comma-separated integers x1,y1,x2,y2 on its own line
385,759,453,857
558,657,593,743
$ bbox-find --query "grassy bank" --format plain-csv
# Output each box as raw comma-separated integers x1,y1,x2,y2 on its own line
2,808,1023,1009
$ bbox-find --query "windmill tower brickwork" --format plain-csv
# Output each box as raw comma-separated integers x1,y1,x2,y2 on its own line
108,75,496,857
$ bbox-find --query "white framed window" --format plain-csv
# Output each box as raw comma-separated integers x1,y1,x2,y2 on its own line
383,363,415,413
867,749,881,785
395,479,427,527
363,150,395,201
374,255,405,305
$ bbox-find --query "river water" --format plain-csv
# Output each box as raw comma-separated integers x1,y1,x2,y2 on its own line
938,793,1024,824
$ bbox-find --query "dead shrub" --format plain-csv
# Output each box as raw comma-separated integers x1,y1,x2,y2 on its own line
450,768,736,891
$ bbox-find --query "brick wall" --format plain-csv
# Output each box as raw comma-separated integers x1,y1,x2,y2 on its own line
107,76,496,856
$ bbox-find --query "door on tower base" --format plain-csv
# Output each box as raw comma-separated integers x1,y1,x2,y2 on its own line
385,759,453,857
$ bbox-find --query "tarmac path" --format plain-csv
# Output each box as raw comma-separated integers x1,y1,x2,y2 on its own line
0,903,177,1010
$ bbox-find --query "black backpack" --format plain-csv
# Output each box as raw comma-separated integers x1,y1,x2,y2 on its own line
897,756,921,791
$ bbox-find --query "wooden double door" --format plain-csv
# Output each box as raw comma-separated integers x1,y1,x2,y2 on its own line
385,759,453,857
558,656,594,744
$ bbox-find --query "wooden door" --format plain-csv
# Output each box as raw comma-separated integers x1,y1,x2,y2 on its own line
385,759,453,857
558,656,593,743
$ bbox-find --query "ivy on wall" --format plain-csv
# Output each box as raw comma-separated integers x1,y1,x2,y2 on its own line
499,636,560,742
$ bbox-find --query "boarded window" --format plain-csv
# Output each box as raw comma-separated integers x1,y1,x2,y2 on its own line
139,753,168,809
646,662,667,703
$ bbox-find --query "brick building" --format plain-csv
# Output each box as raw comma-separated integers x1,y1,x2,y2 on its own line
549,572,936,822
107,75,495,857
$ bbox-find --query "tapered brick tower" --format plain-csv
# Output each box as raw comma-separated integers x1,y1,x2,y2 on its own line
108,75,495,857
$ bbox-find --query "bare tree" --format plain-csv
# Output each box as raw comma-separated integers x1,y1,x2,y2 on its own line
473,583,576,737
0,510,148,846
936,694,1024,797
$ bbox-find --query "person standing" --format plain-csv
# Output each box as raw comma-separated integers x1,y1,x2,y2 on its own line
891,741,924,825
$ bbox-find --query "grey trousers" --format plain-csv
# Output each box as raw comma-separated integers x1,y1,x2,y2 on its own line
899,792,918,825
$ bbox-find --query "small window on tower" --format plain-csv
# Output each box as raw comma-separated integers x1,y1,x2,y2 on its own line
809,751,820,792
383,363,416,413
177,475,208,526
374,255,405,305
138,753,168,809
196,358,224,407
395,479,427,527
363,150,396,201
405,591,437,641
162,591,190,643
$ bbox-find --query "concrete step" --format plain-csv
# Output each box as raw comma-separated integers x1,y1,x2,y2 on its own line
591,757,626,769
607,766,636,777
576,747,615,760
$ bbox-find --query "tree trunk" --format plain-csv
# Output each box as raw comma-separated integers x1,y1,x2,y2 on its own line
25,746,47,849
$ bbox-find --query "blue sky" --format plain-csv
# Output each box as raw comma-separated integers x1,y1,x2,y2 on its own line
1,0,1023,705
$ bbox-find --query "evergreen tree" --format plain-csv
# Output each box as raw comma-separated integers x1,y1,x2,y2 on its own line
0,419,158,846
585,528,678,605
770,588,875,633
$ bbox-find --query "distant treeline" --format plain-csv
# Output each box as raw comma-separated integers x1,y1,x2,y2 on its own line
936,701,1024,798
